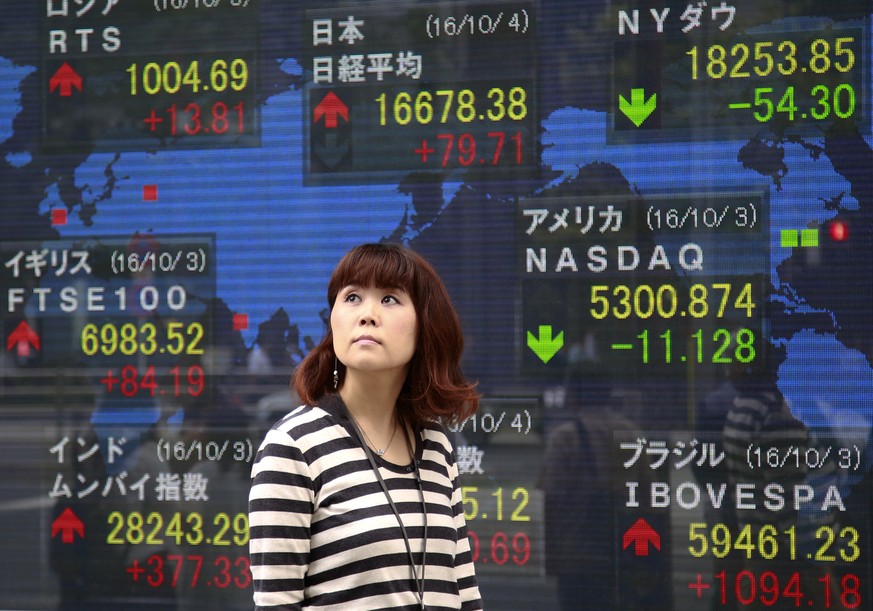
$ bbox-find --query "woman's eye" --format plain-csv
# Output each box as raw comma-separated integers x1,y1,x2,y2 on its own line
344,292,360,303
382,295,399,304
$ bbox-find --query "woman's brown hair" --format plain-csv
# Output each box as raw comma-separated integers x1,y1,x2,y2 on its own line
293,243,478,426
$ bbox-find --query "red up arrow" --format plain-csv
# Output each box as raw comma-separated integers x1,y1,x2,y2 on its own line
313,92,349,128
622,518,661,556
49,63,83,97
7,321,40,357
52,508,85,544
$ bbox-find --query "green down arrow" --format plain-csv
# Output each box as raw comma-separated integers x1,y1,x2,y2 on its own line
527,325,564,364
619,88,657,127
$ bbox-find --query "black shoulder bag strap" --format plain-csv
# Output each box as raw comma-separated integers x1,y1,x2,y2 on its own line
345,411,428,610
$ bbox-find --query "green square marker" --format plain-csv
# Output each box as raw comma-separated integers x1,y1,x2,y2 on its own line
800,228,819,247
781,229,799,248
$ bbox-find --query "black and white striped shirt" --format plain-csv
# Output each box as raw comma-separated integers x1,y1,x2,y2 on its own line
249,394,482,610
723,388,809,532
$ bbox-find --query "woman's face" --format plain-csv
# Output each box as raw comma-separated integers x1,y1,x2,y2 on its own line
331,284,418,382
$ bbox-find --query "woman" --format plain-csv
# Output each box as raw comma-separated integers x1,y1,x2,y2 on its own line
249,243,483,610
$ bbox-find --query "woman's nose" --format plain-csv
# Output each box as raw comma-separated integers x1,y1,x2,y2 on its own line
359,301,377,325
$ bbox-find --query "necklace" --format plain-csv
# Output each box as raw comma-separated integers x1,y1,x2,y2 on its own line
350,412,398,456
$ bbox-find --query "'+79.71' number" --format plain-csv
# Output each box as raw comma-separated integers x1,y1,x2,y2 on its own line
416,132,523,167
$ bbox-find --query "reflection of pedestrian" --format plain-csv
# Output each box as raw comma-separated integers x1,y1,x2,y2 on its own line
722,374,812,610
176,399,252,610
695,364,744,611
50,428,125,611
249,243,482,609
50,424,179,610
538,376,638,610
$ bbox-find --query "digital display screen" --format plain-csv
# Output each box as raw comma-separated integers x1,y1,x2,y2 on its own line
1,0,872,609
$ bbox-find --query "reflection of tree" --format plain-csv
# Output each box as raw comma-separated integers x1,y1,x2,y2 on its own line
253,307,304,369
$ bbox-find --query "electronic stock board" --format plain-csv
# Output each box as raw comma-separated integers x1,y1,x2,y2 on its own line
1,1,873,609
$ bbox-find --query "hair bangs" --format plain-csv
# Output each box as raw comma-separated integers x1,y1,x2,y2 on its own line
327,243,418,306
295,242,478,423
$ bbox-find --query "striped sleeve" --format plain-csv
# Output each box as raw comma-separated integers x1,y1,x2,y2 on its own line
447,450,483,610
249,410,315,610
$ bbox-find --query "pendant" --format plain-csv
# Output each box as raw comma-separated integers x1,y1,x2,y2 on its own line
375,448,386,456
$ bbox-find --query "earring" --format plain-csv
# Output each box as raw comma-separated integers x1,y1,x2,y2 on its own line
333,357,339,390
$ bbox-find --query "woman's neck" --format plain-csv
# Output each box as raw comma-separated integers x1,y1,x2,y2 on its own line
340,376,414,464
339,372,401,426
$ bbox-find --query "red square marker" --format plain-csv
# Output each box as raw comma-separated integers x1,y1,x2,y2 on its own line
51,208,68,225
232,313,249,331
143,185,158,201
